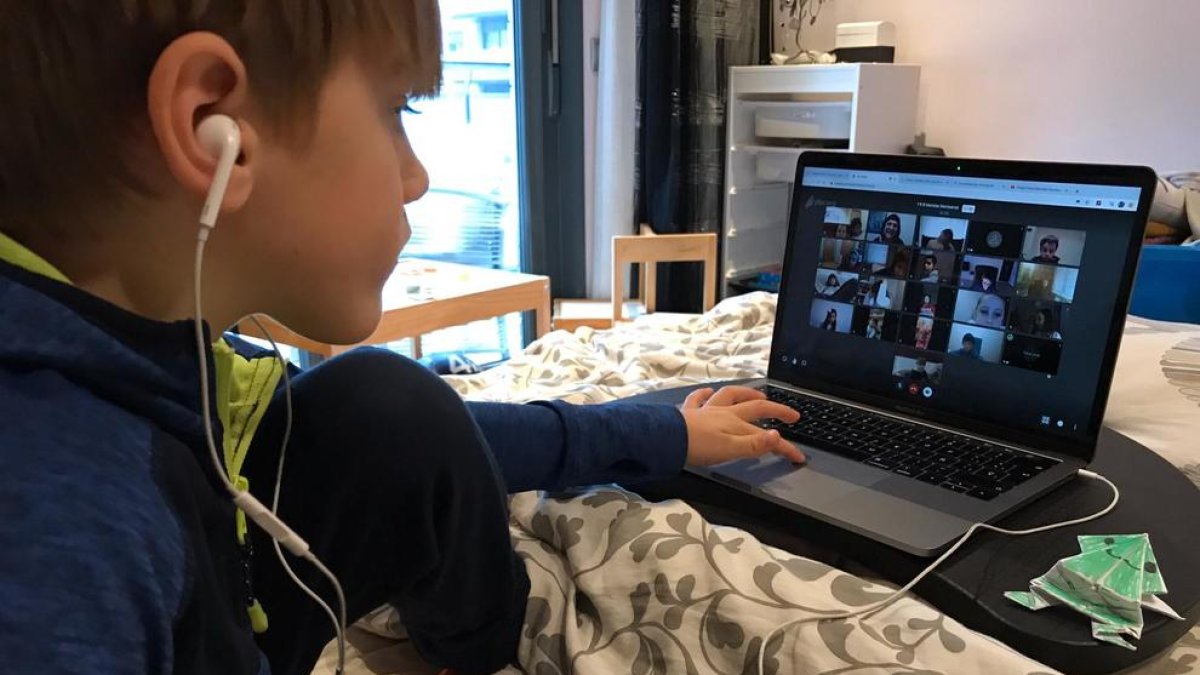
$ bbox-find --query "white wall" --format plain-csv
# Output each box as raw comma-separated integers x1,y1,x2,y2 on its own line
792,0,1200,170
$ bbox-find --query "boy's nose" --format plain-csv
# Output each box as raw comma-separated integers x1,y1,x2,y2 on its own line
397,125,430,204
403,159,430,204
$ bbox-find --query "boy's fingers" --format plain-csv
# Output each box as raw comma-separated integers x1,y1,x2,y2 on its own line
727,429,769,458
770,435,807,464
706,385,766,407
682,388,715,409
743,427,807,464
732,400,801,424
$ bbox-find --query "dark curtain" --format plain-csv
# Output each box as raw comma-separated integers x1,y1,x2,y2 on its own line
635,0,761,311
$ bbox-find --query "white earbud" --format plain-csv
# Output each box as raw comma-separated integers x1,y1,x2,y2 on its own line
196,114,241,229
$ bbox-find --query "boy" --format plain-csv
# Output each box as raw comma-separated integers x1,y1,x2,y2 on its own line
952,333,980,359
1033,234,1062,264
0,3,803,675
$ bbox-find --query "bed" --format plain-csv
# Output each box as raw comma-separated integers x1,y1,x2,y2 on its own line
314,292,1200,675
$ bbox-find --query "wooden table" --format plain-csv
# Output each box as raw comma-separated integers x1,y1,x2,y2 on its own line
242,259,551,358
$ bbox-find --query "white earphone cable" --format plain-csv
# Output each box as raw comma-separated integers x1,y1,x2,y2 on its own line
195,231,236,497
757,469,1120,675
247,315,347,674
194,232,346,675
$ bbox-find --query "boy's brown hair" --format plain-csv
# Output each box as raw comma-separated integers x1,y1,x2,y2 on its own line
0,1,442,235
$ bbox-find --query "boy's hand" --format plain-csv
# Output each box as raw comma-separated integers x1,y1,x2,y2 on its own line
679,386,806,466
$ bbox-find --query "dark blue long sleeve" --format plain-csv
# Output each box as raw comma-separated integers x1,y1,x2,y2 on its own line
468,400,688,493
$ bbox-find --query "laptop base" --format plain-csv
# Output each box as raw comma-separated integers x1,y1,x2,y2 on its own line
638,379,1082,556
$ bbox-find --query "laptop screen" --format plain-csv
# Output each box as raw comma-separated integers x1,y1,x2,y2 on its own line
771,157,1149,456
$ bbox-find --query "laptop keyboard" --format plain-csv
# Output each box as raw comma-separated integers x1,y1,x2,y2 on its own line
758,385,1059,501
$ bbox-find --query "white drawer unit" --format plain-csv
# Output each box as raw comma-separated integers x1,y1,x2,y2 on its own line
749,146,805,183
722,63,921,297
754,101,852,140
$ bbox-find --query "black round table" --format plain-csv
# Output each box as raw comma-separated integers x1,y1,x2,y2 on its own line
625,383,1200,675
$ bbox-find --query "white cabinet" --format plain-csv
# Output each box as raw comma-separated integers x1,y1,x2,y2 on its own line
722,64,921,295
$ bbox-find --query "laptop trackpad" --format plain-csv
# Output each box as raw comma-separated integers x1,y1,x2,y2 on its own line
711,457,971,553
712,456,882,508
762,468,891,511
710,456,813,491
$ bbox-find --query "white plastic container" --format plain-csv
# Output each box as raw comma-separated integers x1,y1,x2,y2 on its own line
835,21,896,50
754,101,852,140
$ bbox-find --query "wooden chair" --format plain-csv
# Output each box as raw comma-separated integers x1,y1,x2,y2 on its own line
552,227,718,331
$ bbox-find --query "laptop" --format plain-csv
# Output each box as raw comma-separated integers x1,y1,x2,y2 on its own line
688,152,1155,557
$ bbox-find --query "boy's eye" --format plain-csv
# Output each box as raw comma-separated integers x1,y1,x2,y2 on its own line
389,102,418,135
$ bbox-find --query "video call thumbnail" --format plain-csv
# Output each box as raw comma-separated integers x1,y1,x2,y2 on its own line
959,255,1018,294
919,216,969,252
912,250,958,285
863,243,913,279
1002,334,1064,375
898,314,951,352
866,211,917,246
965,221,1026,258
1022,226,1085,267
947,323,1004,363
893,353,943,386
815,268,860,303
902,283,958,320
953,290,1009,329
1016,263,1079,304
822,207,868,240
810,299,854,333
855,276,906,311
852,307,900,342
1008,299,1067,340
820,237,861,271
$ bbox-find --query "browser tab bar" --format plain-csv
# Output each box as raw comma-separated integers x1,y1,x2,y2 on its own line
801,167,1141,211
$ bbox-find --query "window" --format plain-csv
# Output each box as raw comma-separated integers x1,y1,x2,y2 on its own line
478,14,509,50
397,2,521,365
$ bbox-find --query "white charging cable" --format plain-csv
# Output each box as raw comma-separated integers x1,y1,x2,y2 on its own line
757,469,1120,675
194,231,347,674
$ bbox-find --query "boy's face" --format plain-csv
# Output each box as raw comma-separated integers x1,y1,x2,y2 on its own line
236,54,428,344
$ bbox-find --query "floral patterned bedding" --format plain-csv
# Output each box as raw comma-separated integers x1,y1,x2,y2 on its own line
315,292,1200,675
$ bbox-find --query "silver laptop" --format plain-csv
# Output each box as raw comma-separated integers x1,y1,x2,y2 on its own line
689,152,1154,556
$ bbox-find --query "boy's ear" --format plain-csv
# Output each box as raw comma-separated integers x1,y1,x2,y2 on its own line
147,32,258,216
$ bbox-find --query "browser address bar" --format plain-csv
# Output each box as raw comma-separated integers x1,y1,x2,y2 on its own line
801,166,1141,212
822,179,879,189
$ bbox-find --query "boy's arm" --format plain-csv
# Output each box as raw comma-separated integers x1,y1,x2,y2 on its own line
0,483,184,675
467,386,804,494
0,402,189,675
467,400,688,493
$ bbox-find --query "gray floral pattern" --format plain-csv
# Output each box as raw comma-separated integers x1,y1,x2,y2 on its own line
314,293,1199,675
505,486,1055,674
